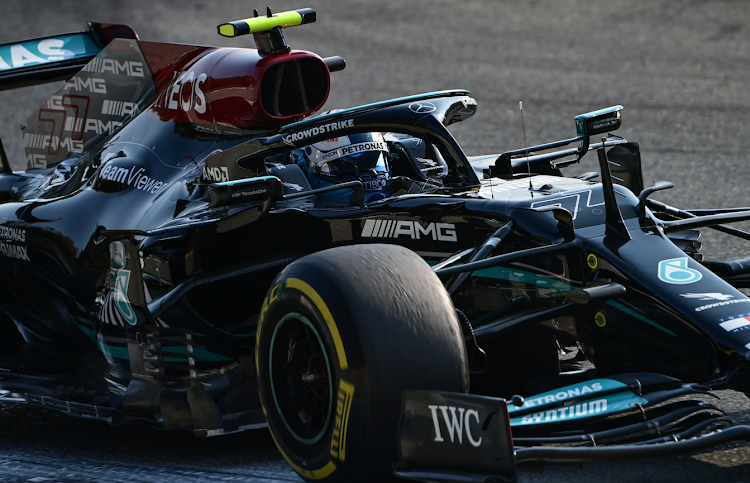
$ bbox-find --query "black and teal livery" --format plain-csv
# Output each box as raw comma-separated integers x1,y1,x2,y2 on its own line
4,11,750,483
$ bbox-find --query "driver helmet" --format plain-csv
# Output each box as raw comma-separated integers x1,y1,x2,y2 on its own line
296,132,391,203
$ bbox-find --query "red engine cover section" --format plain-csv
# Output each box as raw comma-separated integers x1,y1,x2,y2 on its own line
139,41,330,130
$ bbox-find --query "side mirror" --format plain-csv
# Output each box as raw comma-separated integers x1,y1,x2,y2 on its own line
575,105,623,138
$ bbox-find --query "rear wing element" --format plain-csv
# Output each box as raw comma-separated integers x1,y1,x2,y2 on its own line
0,22,138,91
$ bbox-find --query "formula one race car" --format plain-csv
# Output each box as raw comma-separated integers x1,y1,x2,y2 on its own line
2,8,750,483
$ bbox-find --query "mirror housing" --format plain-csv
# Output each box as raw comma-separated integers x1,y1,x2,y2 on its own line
575,105,623,138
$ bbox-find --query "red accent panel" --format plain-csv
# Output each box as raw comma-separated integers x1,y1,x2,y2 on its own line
141,41,330,130
150,48,232,126
204,48,265,128
138,41,215,91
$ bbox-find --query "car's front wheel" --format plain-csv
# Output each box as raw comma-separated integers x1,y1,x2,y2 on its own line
256,244,468,483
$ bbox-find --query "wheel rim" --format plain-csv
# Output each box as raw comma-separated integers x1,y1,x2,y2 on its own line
269,312,334,445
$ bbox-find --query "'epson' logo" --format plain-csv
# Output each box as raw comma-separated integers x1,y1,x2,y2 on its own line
361,219,457,242
428,405,482,447
321,150,339,160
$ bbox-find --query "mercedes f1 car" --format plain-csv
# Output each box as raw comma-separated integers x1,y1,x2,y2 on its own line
2,8,750,483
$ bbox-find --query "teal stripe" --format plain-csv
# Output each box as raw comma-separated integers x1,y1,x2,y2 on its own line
510,390,647,427
75,320,96,338
471,266,571,292
428,259,675,337
606,300,677,336
103,344,131,360
75,321,233,361
0,33,99,72
162,345,233,362
428,259,571,291
74,321,130,360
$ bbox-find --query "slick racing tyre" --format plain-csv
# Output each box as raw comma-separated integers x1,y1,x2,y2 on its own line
256,244,468,483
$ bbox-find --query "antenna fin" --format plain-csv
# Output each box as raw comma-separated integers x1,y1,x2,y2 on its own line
520,101,532,193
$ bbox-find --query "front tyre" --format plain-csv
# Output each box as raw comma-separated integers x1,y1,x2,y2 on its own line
256,244,468,483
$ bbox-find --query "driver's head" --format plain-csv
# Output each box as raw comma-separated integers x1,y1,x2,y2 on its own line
296,132,391,202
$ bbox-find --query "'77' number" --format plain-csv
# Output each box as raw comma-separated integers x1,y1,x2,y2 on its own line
36,95,89,155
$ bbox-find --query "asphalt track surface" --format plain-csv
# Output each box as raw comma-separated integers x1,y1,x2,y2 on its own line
1,1,750,481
